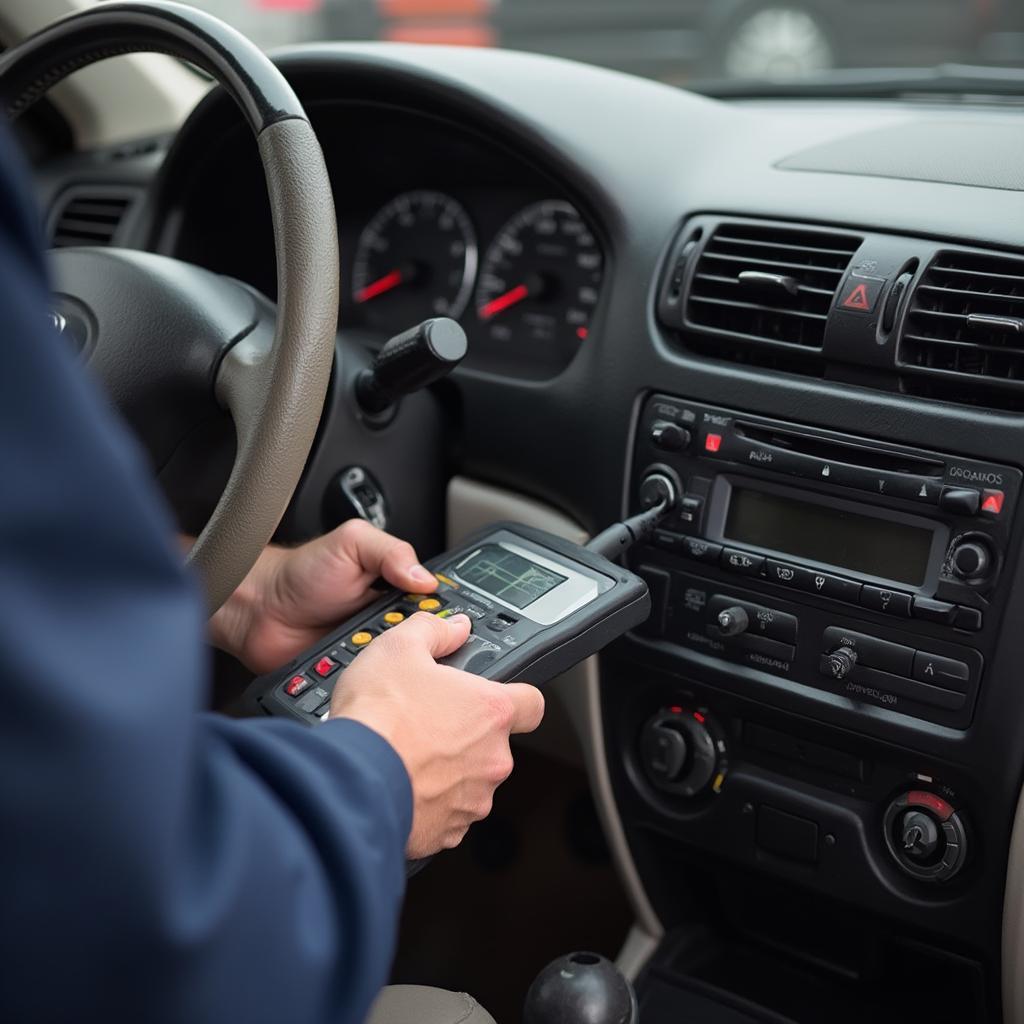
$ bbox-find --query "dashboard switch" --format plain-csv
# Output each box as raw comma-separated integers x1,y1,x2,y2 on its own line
939,486,981,515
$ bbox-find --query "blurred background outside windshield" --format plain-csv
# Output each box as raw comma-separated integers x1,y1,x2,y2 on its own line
179,0,1021,86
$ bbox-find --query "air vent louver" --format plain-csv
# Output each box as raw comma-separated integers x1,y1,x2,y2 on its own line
900,250,1024,409
684,221,861,357
50,187,138,247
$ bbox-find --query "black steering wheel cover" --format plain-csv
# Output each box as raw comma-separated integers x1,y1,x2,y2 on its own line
0,0,304,133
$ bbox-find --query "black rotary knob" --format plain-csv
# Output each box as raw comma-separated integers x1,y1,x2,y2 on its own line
824,645,858,680
950,540,991,582
899,809,942,863
639,708,728,799
716,605,749,637
638,470,680,511
883,791,968,883
650,420,690,452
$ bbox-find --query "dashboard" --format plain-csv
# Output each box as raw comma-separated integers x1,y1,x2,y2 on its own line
35,42,1024,1024
161,101,604,380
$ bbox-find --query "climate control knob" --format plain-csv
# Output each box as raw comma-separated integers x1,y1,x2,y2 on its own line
639,707,728,799
823,645,858,680
883,790,968,883
715,605,749,637
950,540,992,582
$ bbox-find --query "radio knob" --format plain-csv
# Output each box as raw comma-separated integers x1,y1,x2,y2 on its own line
824,645,858,680
638,470,680,511
716,605,749,637
651,420,691,452
950,540,992,582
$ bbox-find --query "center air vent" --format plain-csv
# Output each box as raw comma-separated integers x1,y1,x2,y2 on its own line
671,218,861,369
49,186,139,248
899,250,1024,408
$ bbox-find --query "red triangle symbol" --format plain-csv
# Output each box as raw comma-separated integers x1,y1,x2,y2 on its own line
841,283,870,310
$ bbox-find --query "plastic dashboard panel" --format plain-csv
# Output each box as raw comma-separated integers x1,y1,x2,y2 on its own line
71,44,1024,1021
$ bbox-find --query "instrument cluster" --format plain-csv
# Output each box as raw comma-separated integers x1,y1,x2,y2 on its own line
348,188,604,379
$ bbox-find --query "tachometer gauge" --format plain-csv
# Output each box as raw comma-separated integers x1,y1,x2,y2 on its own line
353,190,477,331
475,200,603,349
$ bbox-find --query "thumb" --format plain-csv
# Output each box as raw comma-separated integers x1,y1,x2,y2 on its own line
504,683,546,735
392,611,472,660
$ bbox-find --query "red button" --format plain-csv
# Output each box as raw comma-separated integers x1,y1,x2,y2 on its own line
907,790,954,822
285,675,310,697
704,433,722,453
314,657,339,678
981,489,1004,515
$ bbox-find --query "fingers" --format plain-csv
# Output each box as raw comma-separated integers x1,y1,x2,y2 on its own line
388,611,472,660
504,683,546,735
335,519,436,593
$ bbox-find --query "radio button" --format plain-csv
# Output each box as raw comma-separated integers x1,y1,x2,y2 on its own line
765,559,801,587
720,548,765,575
954,606,983,631
912,652,970,690
939,486,981,516
739,633,796,662
890,476,943,504
912,596,957,625
681,537,723,563
823,626,914,676
798,569,861,604
861,585,912,617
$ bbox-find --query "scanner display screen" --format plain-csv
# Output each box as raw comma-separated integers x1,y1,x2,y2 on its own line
724,487,933,586
456,544,568,609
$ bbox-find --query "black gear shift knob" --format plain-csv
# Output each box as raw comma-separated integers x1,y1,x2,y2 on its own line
524,952,638,1024
356,316,467,417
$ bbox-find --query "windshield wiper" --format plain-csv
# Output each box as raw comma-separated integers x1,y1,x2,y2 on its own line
695,64,1024,102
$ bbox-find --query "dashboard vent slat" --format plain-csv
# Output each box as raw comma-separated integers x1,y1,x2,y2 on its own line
49,187,139,248
899,250,1024,408
683,220,861,358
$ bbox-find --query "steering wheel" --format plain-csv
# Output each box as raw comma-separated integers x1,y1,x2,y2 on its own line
0,0,339,612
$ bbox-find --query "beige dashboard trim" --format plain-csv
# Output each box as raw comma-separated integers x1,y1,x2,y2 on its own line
446,477,664,972
1004,782,1024,1023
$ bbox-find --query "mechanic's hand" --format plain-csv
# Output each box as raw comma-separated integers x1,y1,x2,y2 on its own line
208,519,438,674
330,612,545,857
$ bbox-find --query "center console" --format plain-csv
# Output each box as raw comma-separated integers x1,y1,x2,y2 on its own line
603,392,1023,1021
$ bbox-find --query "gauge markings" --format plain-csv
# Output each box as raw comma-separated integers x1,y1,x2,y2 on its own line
474,200,603,348
352,190,477,331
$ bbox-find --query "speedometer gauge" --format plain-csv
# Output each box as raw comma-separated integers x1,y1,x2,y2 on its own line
353,190,476,332
475,200,603,349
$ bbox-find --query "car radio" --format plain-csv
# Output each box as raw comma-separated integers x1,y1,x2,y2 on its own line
629,394,1021,730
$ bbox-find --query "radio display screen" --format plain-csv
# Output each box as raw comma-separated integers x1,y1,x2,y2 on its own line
724,487,933,586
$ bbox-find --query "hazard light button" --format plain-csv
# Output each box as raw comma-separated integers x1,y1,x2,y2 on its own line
981,489,1004,516
837,276,885,315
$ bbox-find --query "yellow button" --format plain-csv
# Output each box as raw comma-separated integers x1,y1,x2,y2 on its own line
351,631,374,646
383,611,405,625
435,608,455,619
404,592,429,603
418,598,442,611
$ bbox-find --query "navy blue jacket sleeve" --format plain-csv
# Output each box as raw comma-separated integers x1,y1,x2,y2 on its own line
0,128,412,1024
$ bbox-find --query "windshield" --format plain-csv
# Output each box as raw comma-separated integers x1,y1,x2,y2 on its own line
149,1,1023,92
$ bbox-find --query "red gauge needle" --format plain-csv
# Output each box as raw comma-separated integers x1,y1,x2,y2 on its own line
355,268,405,304
478,283,530,320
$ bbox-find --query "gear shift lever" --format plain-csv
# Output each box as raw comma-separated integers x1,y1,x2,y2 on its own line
524,952,638,1024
